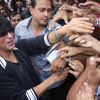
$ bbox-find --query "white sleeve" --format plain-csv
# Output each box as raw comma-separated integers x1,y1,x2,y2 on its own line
44,34,51,46
26,88,38,100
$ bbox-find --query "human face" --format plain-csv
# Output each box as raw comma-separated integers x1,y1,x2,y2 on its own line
0,29,15,51
16,0,23,8
30,0,52,26
0,5,7,16
10,14,22,28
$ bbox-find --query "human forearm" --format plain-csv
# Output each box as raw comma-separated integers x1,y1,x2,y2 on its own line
33,75,58,97
34,67,69,97
67,69,89,100
78,47,96,55
47,17,94,45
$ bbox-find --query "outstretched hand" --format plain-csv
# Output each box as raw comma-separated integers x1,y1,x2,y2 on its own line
68,60,84,78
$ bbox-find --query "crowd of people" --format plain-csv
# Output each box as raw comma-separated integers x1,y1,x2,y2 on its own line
0,0,100,100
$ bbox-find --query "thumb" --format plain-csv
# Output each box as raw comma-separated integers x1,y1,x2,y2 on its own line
63,15,68,24
48,20,55,30
86,57,97,70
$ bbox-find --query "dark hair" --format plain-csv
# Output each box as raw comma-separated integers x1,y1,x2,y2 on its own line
10,11,22,20
11,0,26,12
31,0,55,10
0,16,12,35
0,1,11,17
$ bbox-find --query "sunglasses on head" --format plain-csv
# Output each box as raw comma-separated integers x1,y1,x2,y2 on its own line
0,28,13,37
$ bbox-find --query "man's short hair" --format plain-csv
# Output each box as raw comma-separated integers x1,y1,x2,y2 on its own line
10,12,22,20
0,16,12,35
31,0,55,10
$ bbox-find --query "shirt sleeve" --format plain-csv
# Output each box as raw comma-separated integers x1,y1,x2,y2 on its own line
26,88,38,100
15,34,50,56
0,69,38,100
44,34,51,46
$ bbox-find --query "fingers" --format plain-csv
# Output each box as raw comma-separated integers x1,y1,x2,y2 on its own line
86,57,97,70
68,60,84,77
59,45,69,51
51,64,64,74
73,18,93,28
79,1,97,8
69,34,79,40
72,17,89,21
57,67,70,80
60,52,70,58
74,36,85,43
51,58,66,73
59,4,73,11
71,27,94,34
59,46,70,57
69,70,79,77
74,39,87,46
69,17,94,34
71,34,95,47
59,46,80,58
75,21,94,30
59,46,71,57
60,52,72,58
63,14,68,24
69,61,77,70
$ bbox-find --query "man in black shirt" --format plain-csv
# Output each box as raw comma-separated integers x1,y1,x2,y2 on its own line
0,15,94,100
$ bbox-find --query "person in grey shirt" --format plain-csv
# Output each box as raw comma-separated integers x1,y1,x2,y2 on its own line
15,0,62,88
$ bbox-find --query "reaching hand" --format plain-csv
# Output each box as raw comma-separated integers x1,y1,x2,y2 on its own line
48,10,68,30
79,1,98,9
68,60,84,78
57,17,94,36
50,57,66,73
79,1,100,15
69,34,100,54
70,34,98,48
59,46,82,58
51,67,70,82
48,4,77,30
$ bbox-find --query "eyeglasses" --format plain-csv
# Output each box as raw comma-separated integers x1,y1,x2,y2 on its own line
0,28,13,37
